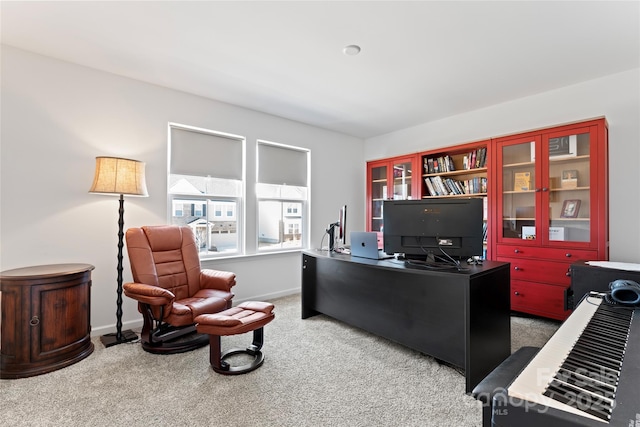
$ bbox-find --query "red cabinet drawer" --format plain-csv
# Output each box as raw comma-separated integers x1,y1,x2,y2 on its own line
510,280,570,320
496,245,597,262
498,256,573,286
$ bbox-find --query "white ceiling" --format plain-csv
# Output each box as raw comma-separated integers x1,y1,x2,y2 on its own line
2,1,638,139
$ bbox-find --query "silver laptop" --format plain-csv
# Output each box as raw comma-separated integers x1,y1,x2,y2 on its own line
350,232,393,260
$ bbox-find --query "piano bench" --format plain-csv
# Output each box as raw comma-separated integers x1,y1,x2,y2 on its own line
471,346,540,427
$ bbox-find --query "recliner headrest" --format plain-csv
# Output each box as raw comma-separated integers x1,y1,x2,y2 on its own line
143,225,184,252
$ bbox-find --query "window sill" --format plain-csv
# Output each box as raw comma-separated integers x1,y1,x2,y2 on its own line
200,248,304,263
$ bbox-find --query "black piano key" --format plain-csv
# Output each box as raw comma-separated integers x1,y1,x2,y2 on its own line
554,368,616,399
574,339,624,361
580,330,626,350
587,322,630,340
562,358,619,386
543,380,612,422
563,353,619,375
570,346,621,371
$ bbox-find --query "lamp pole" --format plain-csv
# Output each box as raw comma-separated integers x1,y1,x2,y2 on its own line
100,194,138,347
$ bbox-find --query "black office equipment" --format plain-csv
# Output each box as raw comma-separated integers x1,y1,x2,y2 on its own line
382,198,483,262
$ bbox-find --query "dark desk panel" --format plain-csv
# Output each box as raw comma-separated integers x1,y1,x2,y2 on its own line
301,250,511,392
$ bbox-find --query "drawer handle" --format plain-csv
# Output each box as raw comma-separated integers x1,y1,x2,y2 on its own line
30,316,40,326
514,249,520,254
514,266,521,271
565,253,572,257
514,291,520,296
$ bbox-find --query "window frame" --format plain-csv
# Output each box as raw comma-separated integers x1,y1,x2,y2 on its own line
167,122,246,259
256,140,310,253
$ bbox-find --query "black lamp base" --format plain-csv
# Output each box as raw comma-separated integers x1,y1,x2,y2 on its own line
100,329,138,348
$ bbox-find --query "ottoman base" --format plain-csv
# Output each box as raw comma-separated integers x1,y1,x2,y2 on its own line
209,327,265,375
195,301,275,375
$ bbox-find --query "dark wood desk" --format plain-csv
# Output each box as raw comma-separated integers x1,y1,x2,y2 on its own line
302,250,511,392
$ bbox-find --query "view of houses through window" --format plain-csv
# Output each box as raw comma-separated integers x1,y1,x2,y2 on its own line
258,199,304,250
169,175,241,256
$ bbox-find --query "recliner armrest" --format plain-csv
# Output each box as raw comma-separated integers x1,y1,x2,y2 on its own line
200,269,236,292
123,282,176,306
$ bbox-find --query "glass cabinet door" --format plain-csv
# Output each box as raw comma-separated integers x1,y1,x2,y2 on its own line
369,164,387,232
368,157,416,234
499,137,538,241
391,160,413,201
544,130,591,244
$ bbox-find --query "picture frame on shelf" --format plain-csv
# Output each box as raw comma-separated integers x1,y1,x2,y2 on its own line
561,169,578,189
561,199,581,218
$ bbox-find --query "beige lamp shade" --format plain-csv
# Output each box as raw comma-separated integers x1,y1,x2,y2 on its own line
89,156,148,196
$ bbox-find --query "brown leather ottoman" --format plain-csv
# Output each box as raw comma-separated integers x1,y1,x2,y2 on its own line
195,301,275,375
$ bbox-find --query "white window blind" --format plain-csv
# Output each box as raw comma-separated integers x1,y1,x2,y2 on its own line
258,142,308,187
170,126,243,180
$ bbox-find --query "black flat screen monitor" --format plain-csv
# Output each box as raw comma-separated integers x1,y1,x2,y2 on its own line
383,198,484,261
338,204,347,246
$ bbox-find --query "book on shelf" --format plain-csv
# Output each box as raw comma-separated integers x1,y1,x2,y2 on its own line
424,176,486,196
462,147,487,170
424,177,437,196
424,155,455,174
514,172,531,191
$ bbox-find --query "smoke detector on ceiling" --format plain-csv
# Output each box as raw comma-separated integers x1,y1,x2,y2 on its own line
343,45,361,56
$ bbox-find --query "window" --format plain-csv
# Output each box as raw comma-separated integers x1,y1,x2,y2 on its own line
257,141,309,251
168,123,244,257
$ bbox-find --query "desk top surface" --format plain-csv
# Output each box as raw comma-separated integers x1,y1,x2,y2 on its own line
303,249,508,276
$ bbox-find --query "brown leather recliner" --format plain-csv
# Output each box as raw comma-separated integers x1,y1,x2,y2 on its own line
123,225,236,354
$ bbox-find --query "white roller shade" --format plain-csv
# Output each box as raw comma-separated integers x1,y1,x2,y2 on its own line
170,126,243,180
258,142,308,187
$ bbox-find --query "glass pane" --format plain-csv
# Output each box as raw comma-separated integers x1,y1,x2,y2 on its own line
169,174,242,197
256,182,307,200
170,198,239,255
547,132,591,242
392,161,413,200
370,165,387,232
258,201,303,250
501,141,536,240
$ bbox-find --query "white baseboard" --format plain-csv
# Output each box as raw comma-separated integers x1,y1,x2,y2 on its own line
90,289,300,337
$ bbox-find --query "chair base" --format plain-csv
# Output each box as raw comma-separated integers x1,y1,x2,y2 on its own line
142,330,210,355
209,328,265,375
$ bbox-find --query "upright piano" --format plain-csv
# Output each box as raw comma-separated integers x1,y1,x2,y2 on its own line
493,293,640,426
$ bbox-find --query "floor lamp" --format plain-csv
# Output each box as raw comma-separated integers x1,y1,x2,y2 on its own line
89,156,148,347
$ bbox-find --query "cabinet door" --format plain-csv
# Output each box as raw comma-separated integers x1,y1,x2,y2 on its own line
368,161,387,233
541,126,593,247
30,276,91,363
367,155,418,234
496,135,541,243
390,158,416,201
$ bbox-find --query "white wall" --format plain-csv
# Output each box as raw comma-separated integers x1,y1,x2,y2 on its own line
0,46,365,335
365,68,640,263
